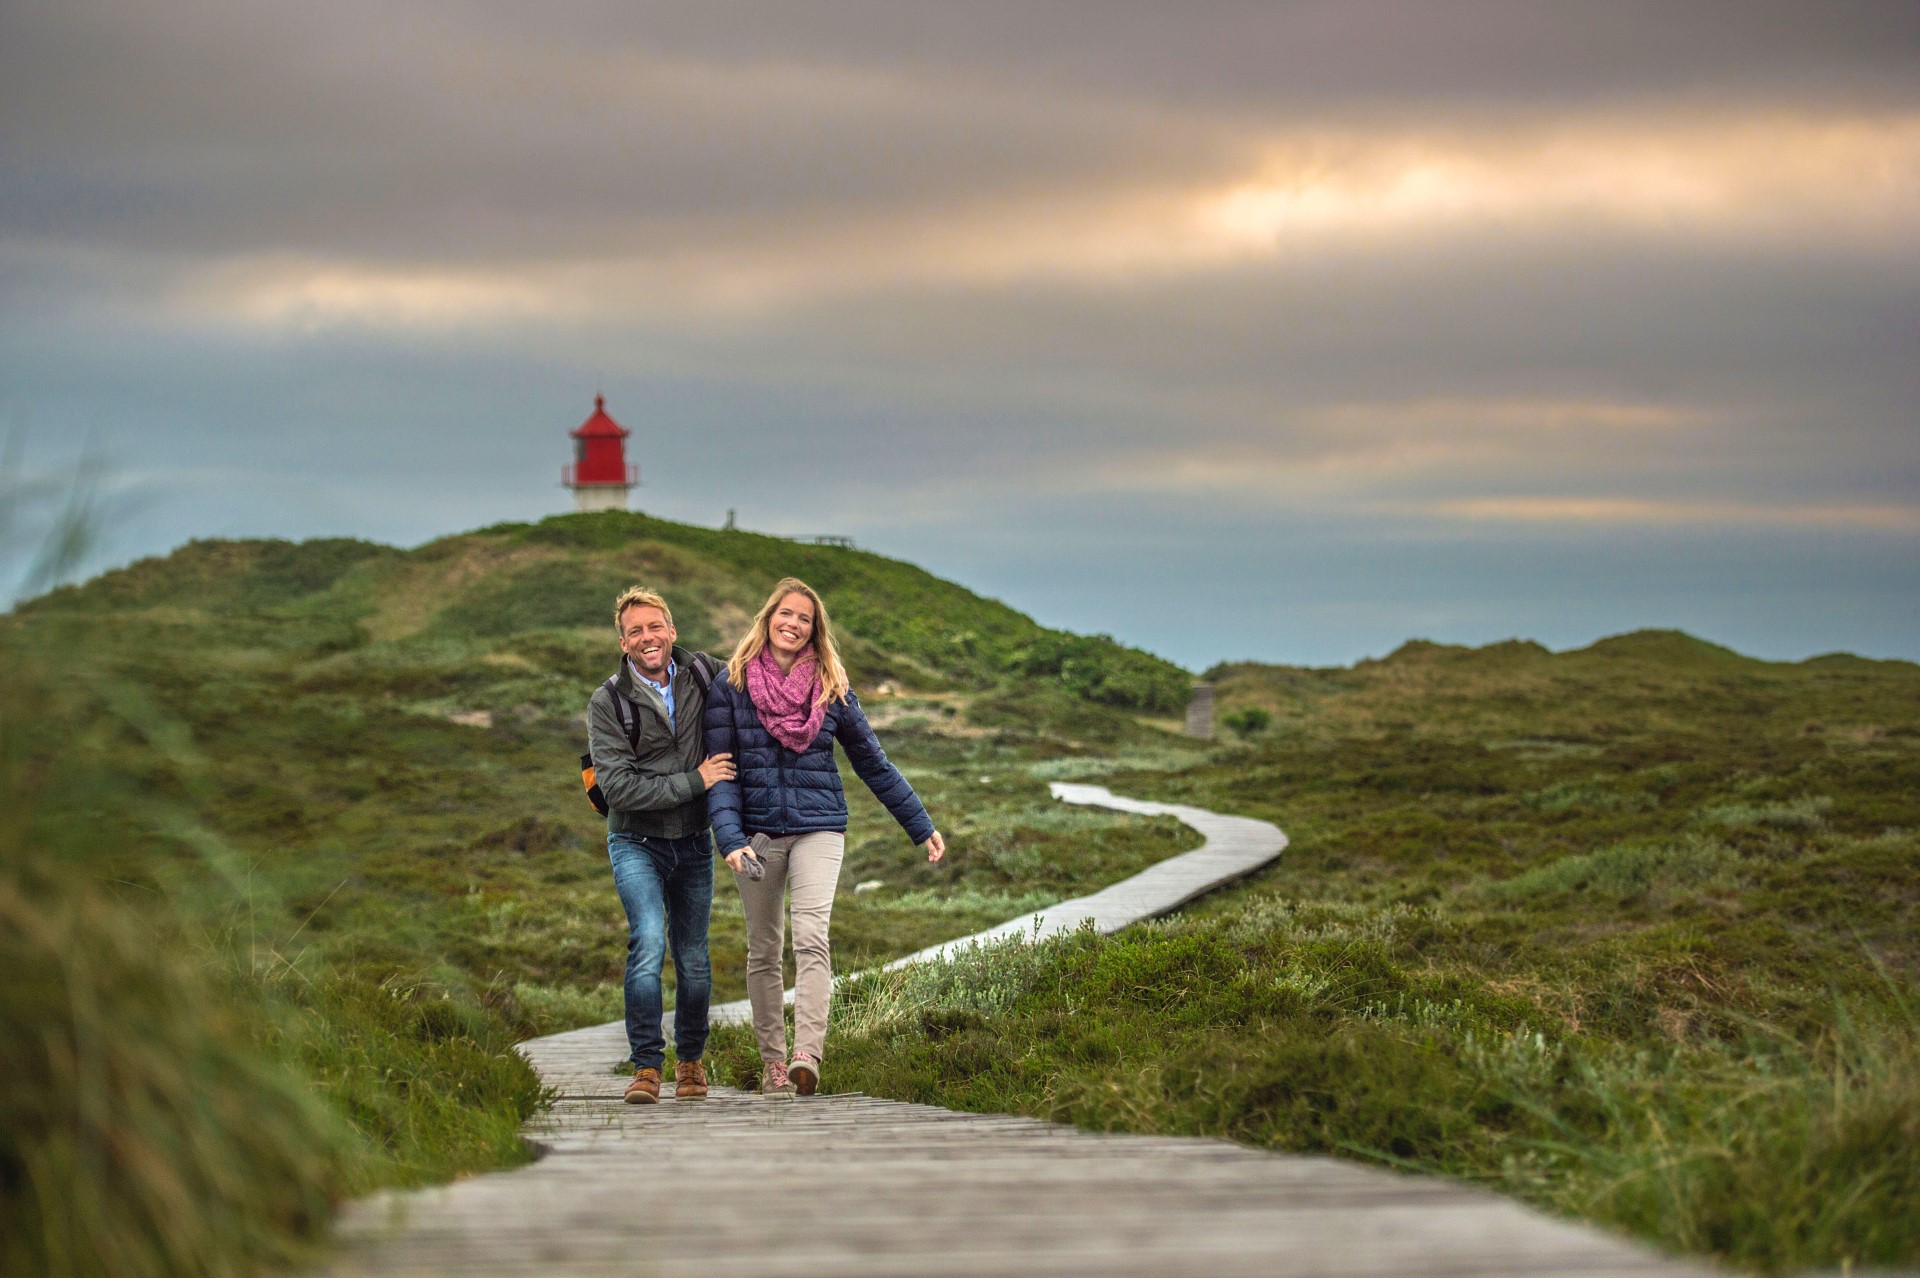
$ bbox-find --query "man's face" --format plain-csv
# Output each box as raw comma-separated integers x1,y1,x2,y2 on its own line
618,605,677,680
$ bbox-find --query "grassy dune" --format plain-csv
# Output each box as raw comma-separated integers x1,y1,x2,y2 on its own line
716,634,1920,1273
2,513,1195,1276
12,515,1914,1274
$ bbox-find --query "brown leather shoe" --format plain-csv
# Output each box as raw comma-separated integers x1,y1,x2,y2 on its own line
673,1059,708,1100
624,1066,661,1104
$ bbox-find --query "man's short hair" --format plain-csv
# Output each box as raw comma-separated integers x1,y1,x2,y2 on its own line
614,586,673,630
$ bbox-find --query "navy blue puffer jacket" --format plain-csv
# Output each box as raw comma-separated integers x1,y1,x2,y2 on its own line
703,669,934,855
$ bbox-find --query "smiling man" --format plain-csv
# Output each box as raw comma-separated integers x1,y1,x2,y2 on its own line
587,587,734,1103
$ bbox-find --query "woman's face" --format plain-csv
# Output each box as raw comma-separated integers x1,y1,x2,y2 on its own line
767,591,816,660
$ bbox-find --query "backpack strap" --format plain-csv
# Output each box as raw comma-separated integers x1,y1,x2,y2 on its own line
688,651,720,697
603,674,641,752
607,656,715,759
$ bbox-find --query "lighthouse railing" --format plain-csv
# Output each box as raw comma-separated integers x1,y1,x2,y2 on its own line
562,464,640,488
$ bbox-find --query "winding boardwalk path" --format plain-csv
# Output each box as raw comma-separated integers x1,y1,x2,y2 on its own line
324,785,1706,1277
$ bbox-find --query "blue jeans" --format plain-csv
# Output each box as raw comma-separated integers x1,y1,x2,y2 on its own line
607,831,713,1070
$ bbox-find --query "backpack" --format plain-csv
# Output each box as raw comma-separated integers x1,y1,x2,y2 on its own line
581,653,720,816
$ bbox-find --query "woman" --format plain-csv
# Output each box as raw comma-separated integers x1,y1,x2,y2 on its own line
705,577,944,1096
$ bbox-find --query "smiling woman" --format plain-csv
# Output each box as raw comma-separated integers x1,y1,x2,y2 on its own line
705,577,945,1096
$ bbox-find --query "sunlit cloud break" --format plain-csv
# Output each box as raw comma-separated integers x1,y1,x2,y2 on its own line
1063,398,1722,496
1436,498,1920,532
164,108,1920,330
188,259,564,330
1200,112,1920,251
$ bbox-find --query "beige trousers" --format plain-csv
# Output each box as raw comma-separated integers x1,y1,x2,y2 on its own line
733,831,845,1065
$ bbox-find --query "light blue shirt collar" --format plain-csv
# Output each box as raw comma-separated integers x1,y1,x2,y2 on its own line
628,656,677,722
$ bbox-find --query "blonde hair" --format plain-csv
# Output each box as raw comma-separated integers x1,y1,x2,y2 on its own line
728,577,850,706
613,586,673,631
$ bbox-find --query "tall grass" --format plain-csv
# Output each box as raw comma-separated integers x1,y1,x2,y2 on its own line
1528,1002,1920,1269
0,647,343,1277
0,616,547,1274
767,910,1920,1273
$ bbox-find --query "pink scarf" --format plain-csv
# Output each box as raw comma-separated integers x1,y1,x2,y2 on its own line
746,646,827,752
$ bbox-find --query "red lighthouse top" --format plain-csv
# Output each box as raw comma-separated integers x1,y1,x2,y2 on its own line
571,395,630,442
564,395,638,489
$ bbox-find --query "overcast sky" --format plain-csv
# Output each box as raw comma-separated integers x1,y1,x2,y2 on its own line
3,0,1916,669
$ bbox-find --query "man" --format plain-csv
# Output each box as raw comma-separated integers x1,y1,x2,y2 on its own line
588,587,734,1103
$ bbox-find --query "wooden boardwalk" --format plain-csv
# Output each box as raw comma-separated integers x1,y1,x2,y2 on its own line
1184,680,1216,738
324,786,1708,1277
685,780,1285,1029
876,781,1289,968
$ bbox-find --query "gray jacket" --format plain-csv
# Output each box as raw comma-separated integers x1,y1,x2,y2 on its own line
586,646,714,839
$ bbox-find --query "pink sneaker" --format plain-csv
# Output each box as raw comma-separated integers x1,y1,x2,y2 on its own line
789,1055,819,1096
761,1060,795,1097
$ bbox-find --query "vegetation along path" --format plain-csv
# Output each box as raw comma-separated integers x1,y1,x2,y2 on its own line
324,788,1704,1276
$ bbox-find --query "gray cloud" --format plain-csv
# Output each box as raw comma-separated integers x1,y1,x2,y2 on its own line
1,0,1915,663
7,0,1917,263
1,0,1241,261
363,1,1920,113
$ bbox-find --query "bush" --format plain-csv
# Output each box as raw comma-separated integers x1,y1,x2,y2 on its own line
1001,634,1191,715
1222,707,1272,739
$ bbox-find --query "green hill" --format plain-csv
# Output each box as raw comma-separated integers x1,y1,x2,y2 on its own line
2,512,1205,1277
7,507,1204,1049
1203,627,1920,744
21,510,1192,718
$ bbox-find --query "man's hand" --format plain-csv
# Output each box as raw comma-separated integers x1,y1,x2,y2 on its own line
697,753,736,788
921,830,945,863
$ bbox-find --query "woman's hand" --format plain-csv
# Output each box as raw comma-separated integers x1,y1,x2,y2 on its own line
724,848,749,873
921,831,945,863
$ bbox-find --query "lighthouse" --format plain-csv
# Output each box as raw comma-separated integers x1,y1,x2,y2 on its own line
561,395,638,512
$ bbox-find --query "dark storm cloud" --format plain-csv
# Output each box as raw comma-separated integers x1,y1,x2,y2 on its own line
421,1,1920,112
0,0,1239,261
5,0,1916,263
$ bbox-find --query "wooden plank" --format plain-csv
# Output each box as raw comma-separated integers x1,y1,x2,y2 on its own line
325,791,1711,1278
327,1083,1708,1277
699,782,1288,1011
1185,681,1216,739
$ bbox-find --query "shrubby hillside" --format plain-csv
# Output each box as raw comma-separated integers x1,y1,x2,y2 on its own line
11,520,1916,1275
22,510,1192,715
730,632,1920,1275
2,512,1199,1277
